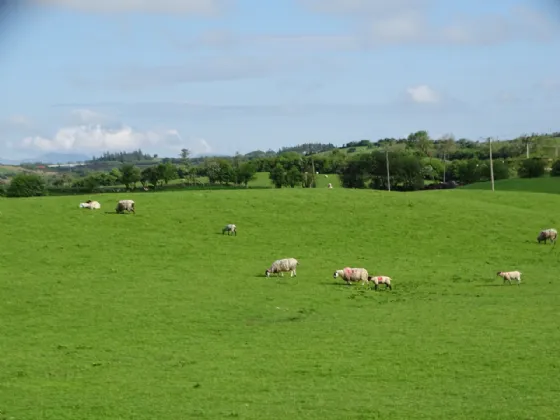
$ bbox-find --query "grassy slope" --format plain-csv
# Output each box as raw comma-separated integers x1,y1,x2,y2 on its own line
462,176,560,195
1,188,560,419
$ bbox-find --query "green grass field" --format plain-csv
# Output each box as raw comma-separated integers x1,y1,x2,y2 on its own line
462,176,560,195
107,172,340,191
1,187,560,419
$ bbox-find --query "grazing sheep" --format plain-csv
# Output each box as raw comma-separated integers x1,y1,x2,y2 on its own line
368,275,392,290
333,267,369,285
265,258,299,277
116,199,135,214
537,228,557,244
497,271,522,285
222,224,237,236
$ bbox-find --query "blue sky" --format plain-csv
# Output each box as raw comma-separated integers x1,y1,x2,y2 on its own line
0,0,559,160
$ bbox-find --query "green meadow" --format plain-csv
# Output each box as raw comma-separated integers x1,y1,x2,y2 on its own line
462,176,560,195
1,186,559,419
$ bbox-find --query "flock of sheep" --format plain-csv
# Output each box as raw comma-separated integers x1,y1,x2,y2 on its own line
262,258,392,290
256,227,559,289
79,198,558,288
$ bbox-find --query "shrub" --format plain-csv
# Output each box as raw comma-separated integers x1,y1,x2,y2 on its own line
6,173,47,197
481,160,509,181
517,158,546,178
550,159,560,177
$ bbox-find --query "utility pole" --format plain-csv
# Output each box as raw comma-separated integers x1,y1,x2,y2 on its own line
385,149,391,191
443,152,446,183
489,137,495,192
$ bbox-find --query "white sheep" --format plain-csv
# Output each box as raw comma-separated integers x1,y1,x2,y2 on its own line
537,228,557,244
116,199,135,214
79,200,101,209
265,258,299,277
497,271,522,285
333,267,369,285
222,224,237,236
367,275,392,290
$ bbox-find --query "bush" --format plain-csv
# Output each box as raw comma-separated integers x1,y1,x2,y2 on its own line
481,160,509,181
517,158,546,178
6,173,47,197
550,159,560,177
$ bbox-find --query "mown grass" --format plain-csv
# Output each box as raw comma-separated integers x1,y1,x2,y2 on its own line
1,187,560,419
462,176,560,195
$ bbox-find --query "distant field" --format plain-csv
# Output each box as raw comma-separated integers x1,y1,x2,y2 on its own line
0,165,25,174
462,176,560,195
109,172,340,190
1,187,560,419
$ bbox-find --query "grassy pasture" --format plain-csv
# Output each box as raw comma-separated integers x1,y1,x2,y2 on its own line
1,188,560,419
99,172,340,191
462,176,560,195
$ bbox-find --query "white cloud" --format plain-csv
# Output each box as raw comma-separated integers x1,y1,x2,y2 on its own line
6,115,32,127
32,0,230,15
406,85,440,104
295,0,557,48
16,124,213,156
70,109,108,124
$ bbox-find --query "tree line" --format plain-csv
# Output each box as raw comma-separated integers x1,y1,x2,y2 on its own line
3,130,560,197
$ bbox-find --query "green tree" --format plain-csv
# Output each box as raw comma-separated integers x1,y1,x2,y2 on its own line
236,162,257,187
120,163,141,190
217,160,234,184
550,159,560,177
517,158,546,178
481,160,509,181
158,162,178,185
286,166,303,187
7,173,47,197
141,166,160,189
204,159,221,184
269,164,288,188
456,159,482,184
408,130,433,156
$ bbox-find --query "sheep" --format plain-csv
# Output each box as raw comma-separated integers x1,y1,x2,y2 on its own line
497,271,522,285
333,267,369,285
79,200,100,209
265,258,299,277
116,199,135,214
367,275,392,290
222,224,237,236
537,228,557,244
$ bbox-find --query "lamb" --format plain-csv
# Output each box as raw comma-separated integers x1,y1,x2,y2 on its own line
79,200,101,209
265,258,299,277
497,271,522,285
222,224,237,236
537,228,557,244
333,267,369,285
116,199,135,214
367,275,392,290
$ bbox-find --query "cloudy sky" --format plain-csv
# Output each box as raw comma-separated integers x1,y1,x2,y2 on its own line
0,0,559,160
